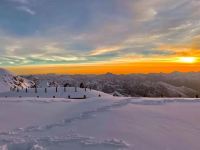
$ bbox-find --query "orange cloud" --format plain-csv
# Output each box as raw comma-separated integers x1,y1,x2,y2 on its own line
157,35,200,58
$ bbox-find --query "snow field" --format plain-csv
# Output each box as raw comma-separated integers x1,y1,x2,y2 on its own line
1,97,200,149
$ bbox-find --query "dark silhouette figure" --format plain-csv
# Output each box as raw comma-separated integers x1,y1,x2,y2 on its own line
83,95,86,99
196,94,199,98
80,83,84,88
64,83,70,87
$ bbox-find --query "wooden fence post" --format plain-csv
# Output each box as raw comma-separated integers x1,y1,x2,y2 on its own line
64,87,66,92
75,87,77,92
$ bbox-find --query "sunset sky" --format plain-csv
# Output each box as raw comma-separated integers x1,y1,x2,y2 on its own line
0,0,200,74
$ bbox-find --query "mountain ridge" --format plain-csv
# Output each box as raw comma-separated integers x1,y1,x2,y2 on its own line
0,68,35,93
23,72,200,98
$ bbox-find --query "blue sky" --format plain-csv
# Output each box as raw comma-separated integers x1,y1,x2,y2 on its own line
0,0,200,67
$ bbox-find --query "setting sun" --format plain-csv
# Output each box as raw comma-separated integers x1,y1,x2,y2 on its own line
177,57,197,64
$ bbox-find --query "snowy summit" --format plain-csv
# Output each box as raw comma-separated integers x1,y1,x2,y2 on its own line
0,68,34,93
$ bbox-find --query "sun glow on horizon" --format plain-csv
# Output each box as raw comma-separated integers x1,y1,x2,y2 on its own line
177,57,197,64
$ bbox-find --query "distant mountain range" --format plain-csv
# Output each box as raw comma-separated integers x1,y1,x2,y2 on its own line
0,67,199,97
22,72,200,98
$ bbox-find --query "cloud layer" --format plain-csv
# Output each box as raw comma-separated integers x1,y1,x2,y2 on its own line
0,0,200,68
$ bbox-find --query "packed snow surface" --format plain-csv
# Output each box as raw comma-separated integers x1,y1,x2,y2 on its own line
1,96,200,150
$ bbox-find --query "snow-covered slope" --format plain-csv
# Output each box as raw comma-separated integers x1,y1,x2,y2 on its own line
157,81,197,97
24,73,199,98
0,68,34,93
136,81,197,97
1,97,200,150
0,87,112,98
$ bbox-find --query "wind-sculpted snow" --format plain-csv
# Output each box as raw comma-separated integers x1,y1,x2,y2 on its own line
1,97,200,150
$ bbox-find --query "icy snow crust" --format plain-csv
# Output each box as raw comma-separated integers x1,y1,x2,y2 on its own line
1,96,200,150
